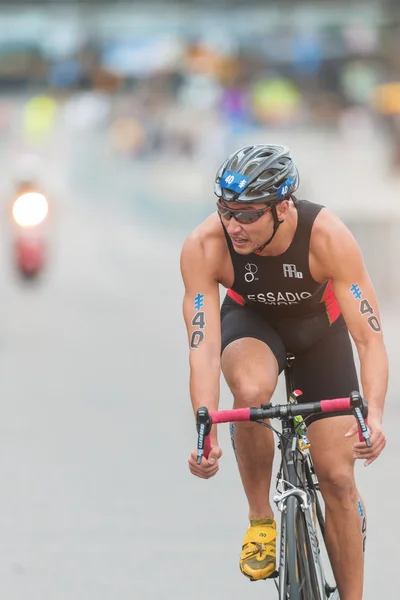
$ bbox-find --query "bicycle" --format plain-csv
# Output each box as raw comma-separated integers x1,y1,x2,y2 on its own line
195,353,371,600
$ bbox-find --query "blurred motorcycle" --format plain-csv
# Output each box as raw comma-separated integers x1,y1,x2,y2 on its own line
11,184,49,280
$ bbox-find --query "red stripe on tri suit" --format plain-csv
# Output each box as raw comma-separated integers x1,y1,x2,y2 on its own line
228,288,245,306
321,279,341,324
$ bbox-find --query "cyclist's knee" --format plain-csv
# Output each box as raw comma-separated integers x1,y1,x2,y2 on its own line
230,379,276,408
318,469,358,506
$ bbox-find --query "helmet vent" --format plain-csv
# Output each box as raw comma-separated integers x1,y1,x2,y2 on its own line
242,161,259,177
230,156,239,171
258,150,275,159
259,168,279,181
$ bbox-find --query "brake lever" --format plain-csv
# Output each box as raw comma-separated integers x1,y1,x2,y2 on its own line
196,407,212,464
354,407,371,448
350,391,371,447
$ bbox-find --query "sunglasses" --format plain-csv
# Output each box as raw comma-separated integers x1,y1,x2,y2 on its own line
216,201,272,225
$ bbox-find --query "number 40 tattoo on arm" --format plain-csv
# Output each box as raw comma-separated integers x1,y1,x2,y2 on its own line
350,283,381,332
190,293,206,349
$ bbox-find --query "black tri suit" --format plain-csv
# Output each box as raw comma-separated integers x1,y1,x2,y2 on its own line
220,198,359,418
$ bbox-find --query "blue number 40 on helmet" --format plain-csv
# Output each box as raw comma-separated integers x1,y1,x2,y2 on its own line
220,170,249,193
276,176,295,200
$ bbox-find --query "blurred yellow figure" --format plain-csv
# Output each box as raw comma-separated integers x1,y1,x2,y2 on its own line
23,95,57,142
373,82,400,115
12,192,49,227
251,78,301,124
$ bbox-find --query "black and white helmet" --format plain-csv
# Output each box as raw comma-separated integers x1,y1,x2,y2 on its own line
214,144,299,204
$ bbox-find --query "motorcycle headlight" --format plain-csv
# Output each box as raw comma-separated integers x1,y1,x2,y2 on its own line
12,192,49,227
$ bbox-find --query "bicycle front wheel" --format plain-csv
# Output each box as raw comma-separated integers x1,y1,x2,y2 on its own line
285,495,324,600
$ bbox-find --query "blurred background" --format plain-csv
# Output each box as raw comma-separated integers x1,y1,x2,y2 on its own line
0,0,399,598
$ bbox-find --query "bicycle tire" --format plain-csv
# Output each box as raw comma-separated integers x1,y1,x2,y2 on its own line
285,495,325,600
284,456,325,600
305,457,340,599
285,495,301,600
296,507,324,599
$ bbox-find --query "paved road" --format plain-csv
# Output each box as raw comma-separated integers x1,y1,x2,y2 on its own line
0,189,397,600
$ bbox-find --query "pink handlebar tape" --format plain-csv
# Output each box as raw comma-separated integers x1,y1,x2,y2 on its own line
209,408,251,423
320,398,351,412
203,408,251,459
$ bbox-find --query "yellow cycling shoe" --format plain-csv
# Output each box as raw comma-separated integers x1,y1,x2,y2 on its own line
239,519,277,581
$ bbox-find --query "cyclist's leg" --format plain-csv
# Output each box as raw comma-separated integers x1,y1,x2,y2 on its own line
293,315,364,600
308,417,365,600
221,296,286,519
221,296,286,580
222,337,278,518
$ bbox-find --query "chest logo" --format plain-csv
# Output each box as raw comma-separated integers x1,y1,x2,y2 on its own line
283,264,303,278
244,263,259,283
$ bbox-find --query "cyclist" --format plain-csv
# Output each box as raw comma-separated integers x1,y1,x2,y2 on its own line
180,144,388,600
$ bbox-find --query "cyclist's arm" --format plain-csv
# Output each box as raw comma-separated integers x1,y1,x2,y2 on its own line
316,216,388,422
180,233,222,445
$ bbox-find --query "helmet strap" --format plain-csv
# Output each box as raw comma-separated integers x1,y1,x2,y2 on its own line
255,205,284,254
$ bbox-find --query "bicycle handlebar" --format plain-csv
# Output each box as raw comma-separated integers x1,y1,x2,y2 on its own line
196,390,370,464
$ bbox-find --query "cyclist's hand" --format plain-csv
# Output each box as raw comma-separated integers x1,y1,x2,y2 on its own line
346,418,386,467
188,446,222,479
344,421,362,440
